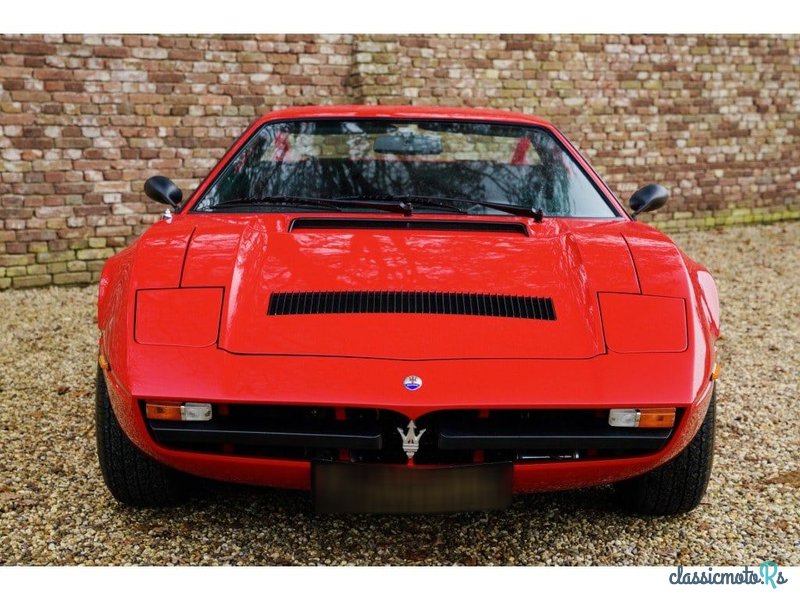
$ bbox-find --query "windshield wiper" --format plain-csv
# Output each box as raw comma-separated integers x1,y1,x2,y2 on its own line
210,196,343,212
210,194,543,221
334,194,543,220
333,195,468,215
209,195,413,215
360,194,544,222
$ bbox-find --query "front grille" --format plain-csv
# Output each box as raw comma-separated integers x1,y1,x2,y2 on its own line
145,405,676,463
267,291,556,320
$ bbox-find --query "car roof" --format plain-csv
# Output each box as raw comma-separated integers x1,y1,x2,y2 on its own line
255,105,556,128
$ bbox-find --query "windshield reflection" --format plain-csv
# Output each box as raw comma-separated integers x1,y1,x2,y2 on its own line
194,120,615,218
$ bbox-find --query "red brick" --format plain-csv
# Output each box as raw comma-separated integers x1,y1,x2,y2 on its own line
1,33,799,290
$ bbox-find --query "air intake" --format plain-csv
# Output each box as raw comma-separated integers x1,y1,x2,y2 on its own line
268,291,556,320
289,218,529,235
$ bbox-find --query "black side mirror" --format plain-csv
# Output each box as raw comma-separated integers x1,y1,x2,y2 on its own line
629,184,669,219
144,176,182,209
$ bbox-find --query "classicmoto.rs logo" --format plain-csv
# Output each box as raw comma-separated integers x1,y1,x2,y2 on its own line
668,562,789,588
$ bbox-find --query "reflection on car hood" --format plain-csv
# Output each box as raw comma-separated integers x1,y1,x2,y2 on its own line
134,214,651,360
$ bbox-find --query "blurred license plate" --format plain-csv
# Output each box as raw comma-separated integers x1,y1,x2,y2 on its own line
313,462,512,514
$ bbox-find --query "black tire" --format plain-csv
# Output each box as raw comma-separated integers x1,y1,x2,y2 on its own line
95,365,188,506
614,386,716,516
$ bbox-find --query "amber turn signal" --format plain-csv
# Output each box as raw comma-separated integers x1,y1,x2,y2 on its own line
145,402,183,421
637,408,676,428
711,362,721,380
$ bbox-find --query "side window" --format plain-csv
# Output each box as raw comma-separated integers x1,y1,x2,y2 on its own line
195,128,275,210
529,132,613,217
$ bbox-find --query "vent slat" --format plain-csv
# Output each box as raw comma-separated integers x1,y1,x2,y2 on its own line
521,296,530,319
311,292,319,315
268,292,556,320
356,291,366,314
531,297,540,320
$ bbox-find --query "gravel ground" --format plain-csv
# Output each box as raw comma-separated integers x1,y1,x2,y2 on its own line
1,222,798,566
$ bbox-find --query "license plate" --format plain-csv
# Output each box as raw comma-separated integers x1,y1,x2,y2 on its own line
313,462,512,514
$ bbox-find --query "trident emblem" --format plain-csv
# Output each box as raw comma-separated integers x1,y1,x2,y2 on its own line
397,420,426,459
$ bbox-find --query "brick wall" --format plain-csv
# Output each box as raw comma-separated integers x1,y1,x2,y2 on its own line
1,34,799,289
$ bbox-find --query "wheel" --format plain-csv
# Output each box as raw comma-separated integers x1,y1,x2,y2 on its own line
95,365,188,506
614,386,716,516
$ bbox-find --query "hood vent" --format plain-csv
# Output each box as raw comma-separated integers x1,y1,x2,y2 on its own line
289,218,529,236
268,291,555,321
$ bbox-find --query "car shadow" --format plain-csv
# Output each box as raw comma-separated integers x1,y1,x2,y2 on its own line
107,477,690,564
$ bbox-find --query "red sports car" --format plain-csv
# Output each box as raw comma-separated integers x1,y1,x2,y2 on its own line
95,105,720,515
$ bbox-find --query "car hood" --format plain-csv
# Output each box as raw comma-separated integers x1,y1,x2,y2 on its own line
136,214,658,359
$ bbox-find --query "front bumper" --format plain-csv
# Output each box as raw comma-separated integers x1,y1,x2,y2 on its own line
101,347,716,494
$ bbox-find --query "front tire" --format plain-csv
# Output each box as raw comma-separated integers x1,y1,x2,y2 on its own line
614,386,716,516
95,365,188,506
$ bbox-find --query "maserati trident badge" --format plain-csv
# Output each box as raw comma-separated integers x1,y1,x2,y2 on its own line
403,375,422,391
397,420,426,459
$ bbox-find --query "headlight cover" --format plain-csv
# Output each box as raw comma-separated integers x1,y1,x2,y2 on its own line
135,287,224,347
599,292,687,353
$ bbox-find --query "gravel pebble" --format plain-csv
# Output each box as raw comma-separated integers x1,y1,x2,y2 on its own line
1,222,798,565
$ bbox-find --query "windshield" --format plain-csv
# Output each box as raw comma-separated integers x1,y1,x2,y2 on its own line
193,119,617,218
